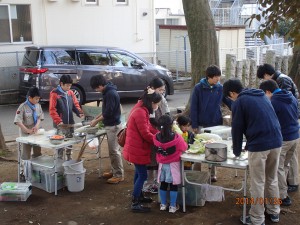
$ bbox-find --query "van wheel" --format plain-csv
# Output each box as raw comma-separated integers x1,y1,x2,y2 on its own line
71,86,84,105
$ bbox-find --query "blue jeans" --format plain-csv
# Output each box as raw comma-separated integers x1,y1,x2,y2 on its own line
133,164,148,198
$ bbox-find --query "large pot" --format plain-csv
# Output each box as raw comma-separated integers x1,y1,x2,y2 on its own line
205,143,227,162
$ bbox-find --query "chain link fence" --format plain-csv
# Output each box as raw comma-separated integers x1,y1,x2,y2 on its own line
0,43,293,92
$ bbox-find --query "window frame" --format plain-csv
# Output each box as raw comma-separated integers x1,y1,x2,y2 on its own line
0,4,32,44
85,0,98,5
115,0,128,5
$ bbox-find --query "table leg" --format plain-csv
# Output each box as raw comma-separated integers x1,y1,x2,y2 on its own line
242,169,247,224
97,136,101,177
54,148,58,196
181,160,186,212
17,142,21,182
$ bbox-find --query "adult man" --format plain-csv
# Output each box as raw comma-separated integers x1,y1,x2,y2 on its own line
257,63,299,192
190,65,231,182
259,80,299,206
90,75,124,184
223,78,282,225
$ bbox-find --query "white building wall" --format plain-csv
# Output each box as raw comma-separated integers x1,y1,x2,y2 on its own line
157,26,245,72
0,0,155,53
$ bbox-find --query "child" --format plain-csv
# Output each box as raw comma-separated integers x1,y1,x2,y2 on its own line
176,115,195,170
14,87,44,179
153,115,188,213
49,75,84,160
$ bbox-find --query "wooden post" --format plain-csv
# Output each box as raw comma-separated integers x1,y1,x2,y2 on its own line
236,61,243,80
265,50,276,67
275,56,283,71
282,56,289,74
226,54,236,79
243,59,250,87
250,59,257,88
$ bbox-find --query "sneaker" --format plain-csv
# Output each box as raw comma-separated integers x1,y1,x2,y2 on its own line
269,214,279,223
287,185,298,192
211,176,217,182
19,172,26,182
160,204,167,211
281,196,292,206
143,184,158,194
107,176,124,184
240,215,265,225
102,172,113,179
169,205,180,213
240,215,252,225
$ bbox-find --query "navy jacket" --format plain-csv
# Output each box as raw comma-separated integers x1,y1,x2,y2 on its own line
190,78,231,129
231,89,282,156
102,82,121,126
271,89,299,141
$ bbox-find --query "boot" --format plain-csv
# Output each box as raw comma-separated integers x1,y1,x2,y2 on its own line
131,197,151,213
139,192,153,203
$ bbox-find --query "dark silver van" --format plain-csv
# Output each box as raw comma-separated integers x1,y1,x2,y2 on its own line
19,46,174,104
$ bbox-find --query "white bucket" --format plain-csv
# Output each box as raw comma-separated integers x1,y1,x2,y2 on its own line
65,169,86,192
62,160,84,173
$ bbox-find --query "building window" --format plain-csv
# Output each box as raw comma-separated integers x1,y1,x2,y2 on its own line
116,0,128,5
0,4,32,43
85,0,98,4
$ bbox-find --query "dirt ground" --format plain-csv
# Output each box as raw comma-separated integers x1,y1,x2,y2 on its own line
0,140,299,225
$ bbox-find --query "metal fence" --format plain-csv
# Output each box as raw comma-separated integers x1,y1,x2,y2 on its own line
0,43,293,91
137,43,293,80
0,51,24,91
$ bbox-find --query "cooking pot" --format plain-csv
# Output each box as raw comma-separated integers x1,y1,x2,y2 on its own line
205,143,227,162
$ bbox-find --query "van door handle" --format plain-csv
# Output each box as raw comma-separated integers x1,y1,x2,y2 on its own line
114,71,122,73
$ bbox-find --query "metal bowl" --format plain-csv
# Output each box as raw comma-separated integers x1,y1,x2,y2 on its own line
81,120,92,126
49,135,65,145
85,126,98,134
73,132,86,140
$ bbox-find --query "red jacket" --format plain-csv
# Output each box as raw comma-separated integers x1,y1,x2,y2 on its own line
49,88,83,125
123,101,158,165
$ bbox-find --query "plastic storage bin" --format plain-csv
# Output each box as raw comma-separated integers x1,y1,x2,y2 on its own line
203,125,231,140
0,182,32,201
30,155,65,193
158,171,210,207
177,171,210,206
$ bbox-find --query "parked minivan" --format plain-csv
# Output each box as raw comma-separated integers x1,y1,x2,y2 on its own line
19,46,174,104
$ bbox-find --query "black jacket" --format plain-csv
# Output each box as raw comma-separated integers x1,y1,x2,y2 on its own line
102,82,121,126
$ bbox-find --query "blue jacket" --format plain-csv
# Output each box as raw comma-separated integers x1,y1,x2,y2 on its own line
231,89,282,156
102,82,121,126
190,78,231,128
271,89,299,141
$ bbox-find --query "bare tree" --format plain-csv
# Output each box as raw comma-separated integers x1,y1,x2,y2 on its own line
182,0,219,112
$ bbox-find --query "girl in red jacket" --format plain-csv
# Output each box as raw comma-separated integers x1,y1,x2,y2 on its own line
123,89,162,213
154,115,188,213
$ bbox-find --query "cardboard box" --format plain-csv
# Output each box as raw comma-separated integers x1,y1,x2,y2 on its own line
0,182,32,201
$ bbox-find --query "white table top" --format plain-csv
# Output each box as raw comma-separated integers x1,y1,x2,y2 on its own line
16,129,107,149
181,140,248,170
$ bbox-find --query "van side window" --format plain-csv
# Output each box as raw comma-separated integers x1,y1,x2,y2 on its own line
42,50,76,65
77,51,110,65
110,52,136,68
